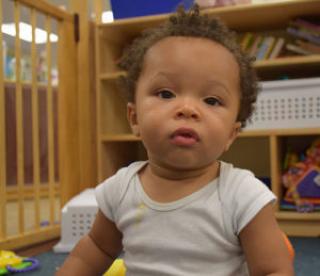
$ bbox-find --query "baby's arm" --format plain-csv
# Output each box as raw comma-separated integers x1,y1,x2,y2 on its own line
240,204,294,276
56,210,123,276
239,203,294,276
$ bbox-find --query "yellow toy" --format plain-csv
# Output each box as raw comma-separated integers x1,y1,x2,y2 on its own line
104,259,126,276
0,251,21,268
0,250,39,274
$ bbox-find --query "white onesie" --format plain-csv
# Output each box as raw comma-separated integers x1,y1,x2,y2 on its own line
95,161,276,276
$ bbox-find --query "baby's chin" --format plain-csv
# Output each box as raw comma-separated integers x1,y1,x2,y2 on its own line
150,156,217,175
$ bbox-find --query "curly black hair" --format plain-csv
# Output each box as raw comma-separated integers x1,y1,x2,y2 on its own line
118,4,258,128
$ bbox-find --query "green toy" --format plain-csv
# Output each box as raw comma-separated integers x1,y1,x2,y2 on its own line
0,250,39,275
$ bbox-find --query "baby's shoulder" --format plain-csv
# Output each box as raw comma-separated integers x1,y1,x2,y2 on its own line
219,161,257,188
218,161,271,202
96,161,147,200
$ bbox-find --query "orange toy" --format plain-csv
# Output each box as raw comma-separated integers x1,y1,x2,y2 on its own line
282,232,295,261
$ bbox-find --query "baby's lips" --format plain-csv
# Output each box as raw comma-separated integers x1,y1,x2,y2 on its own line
170,128,200,146
171,127,200,141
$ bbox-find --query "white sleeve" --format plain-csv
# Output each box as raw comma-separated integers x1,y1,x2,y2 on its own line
95,173,120,222
95,161,147,222
95,166,130,221
220,163,276,236
233,175,276,235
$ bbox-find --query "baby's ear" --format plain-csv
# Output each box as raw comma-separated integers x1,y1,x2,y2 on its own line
127,102,140,136
224,121,241,152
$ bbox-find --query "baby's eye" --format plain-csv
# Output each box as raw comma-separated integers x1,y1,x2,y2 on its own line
203,97,221,106
157,90,175,99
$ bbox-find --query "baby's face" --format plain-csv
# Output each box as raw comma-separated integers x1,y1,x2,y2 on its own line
127,36,241,170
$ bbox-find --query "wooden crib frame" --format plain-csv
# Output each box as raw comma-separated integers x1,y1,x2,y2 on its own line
0,0,97,250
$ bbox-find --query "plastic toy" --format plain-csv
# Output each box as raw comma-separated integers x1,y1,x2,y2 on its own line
0,250,39,275
282,138,320,212
282,232,295,261
104,259,126,276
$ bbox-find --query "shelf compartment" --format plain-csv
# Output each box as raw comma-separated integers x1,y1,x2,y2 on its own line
221,136,271,182
99,79,131,135
277,134,320,212
99,141,147,181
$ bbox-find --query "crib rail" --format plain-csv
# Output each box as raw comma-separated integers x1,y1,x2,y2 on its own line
0,0,78,250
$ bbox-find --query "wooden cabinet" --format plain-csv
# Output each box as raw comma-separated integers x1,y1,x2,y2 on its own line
95,0,320,236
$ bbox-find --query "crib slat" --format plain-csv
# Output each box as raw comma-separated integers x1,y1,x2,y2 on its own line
46,16,55,226
94,0,103,23
14,1,25,234
0,0,7,239
31,8,41,230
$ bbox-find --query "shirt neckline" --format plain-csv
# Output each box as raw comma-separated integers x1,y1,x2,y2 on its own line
135,164,221,212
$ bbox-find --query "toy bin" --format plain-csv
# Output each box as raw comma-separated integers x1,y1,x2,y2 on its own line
110,0,194,19
54,189,98,253
245,78,320,130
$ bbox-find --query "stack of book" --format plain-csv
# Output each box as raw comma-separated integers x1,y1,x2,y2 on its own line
286,16,320,56
239,16,320,60
240,32,285,60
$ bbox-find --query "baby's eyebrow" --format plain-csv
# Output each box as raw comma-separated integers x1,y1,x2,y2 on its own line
204,80,230,95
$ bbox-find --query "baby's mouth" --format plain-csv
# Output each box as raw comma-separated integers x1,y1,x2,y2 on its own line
170,128,200,147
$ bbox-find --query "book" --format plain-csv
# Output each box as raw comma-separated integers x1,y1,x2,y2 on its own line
294,17,320,33
248,35,263,57
296,39,320,54
240,32,254,52
269,37,285,59
286,43,312,55
287,27,320,45
264,37,277,59
255,36,276,60
289,20,320,37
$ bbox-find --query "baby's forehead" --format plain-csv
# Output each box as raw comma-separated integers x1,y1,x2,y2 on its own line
146,36,226,52
142,36,240,78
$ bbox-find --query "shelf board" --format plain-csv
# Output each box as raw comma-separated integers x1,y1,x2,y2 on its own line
100,128,320,142
99,71,126,81
98,0,320,32
100,134,140,142
4,79,58,88
276,211,320,221
99,55,320,80
241,128,320,137
254,55,320,70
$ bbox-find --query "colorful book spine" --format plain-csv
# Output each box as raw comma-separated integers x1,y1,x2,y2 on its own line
286,43,312,55
249,35,263,58
255,36,275,60
296,39,320,54
240,32,254,52
294,18,320,33
269,37,285,59
287,27,320,45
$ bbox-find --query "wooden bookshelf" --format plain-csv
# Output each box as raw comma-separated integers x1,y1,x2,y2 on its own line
95,0,320,236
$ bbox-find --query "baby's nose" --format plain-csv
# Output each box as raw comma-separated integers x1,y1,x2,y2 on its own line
175,101,200,120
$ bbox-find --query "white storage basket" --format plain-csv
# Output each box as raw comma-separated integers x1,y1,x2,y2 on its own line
54,189,98,253
245,78,320,130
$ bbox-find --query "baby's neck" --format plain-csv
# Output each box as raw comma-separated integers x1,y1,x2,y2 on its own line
138,161,219,203
147,160,219,181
